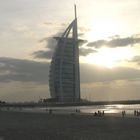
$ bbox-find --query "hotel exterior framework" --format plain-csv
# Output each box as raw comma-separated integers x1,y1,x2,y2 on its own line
49,6,82,102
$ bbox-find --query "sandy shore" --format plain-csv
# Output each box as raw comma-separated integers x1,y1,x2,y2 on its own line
0,110,140,140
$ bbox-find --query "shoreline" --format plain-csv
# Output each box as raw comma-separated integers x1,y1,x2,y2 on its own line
0,108,140,119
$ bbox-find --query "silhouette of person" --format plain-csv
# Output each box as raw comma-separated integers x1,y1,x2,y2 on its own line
102,111,105,116
94,112,97,116
122,110,126,118
134,110,137,116
49,109,52,114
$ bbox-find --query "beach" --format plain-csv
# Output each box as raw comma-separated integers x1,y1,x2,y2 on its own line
0,110,140,140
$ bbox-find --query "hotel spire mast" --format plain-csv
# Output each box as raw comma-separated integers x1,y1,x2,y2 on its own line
73,4,80,100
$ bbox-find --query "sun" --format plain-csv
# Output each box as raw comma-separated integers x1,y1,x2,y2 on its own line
82,47,133,68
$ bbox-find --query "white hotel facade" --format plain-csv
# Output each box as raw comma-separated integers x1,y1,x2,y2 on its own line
49,6,82,102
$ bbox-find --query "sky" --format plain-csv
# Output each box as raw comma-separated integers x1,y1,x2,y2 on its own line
1,0,140,102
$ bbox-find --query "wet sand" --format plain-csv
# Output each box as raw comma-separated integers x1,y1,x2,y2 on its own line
0,110,140,140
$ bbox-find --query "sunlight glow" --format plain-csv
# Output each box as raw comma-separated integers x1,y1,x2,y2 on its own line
82,47,133,68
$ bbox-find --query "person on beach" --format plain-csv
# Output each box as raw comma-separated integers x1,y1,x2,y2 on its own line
134,110,137,116
76,109,80,113
94,111,104,117
122,111,126,118
94,112,97,116
49,109,52,114
102,111,105,116
98,111,102,117
122,111,124,117
136,111,140,116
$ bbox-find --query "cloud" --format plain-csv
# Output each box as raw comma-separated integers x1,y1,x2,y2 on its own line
1,57,140,102
0,57,50,83
34,33,140,60
33,46,97,59
1,57,140,84
79,26,91,32
79,48,97,56
44,22,54,26
33,37,58,60
88,40,106,48
39,37,58,48
87,35,140,48
80,63,140,83
33,50,53,60
33,47,96,59
34,35,89,59
128,55,140,65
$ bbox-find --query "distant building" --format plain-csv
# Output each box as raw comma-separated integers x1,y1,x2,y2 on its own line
49,6,83,102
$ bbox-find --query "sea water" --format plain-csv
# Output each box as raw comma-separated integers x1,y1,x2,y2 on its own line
19,104,140,115
80,104,140,114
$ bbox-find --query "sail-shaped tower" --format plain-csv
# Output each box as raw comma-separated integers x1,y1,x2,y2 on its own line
49,5,82,102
